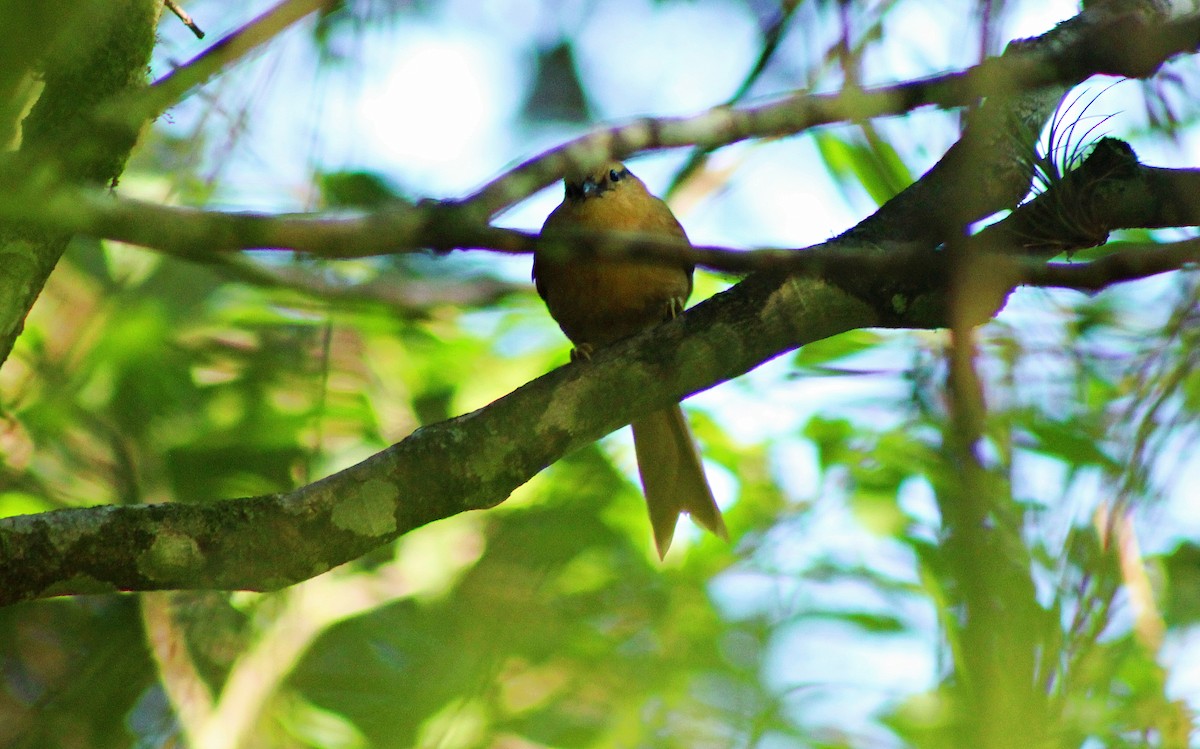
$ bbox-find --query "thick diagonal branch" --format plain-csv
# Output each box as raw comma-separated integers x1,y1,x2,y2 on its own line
0,271,875,605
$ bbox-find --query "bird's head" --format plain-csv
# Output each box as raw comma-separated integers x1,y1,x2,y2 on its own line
563,161,639,201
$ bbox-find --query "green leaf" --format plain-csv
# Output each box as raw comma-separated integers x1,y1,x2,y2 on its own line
1020,414,1119,470
814,129,912,207
792,329,886,375
0,491,53,518
319,171,408,209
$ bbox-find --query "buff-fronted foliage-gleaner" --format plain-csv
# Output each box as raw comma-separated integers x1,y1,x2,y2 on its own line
534,161,727,558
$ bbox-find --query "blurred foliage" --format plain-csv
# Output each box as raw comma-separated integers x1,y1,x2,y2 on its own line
522,42,591,124
4,1,1200,748
319,170,408,208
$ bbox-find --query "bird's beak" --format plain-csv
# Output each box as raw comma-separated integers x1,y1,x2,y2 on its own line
580,177,600,198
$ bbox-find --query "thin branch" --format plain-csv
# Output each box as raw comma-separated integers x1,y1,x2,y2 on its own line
942,229,1050,744
1018,239,1200,290
1,144,1197,285
464,9,1200,218
193,575,390,749
209,254,527,316
103,0,330,130
664,0,805,199
0,186,526,258
164,0,206,39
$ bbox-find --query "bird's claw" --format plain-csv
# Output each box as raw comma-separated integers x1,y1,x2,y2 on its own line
570,343,595,363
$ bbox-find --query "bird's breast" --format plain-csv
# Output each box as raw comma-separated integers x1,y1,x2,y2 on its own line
536,258,691,347
536,188,694,347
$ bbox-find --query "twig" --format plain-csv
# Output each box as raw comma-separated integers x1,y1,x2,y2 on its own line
664,0,803,199
208,253,527,315
103,0,329,129
164,0,205,39
1019,239,1200,290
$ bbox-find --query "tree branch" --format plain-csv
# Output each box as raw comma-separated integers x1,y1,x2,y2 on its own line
0,269,879,605
2,0,1192,605
1,138,1196,282
464,4,1199,218
103,0,331,131
975,138,1200,257
1018,239,1200,290
207,254,527,316
163,0,206,39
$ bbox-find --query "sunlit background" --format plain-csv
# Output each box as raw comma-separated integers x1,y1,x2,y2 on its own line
5,0,1200,746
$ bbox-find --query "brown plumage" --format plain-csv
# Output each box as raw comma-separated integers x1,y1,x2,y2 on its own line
534,161,727,557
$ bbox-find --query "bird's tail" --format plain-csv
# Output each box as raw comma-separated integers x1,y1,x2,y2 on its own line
632,404,727,558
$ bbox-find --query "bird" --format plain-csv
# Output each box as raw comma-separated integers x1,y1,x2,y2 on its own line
533,160,727,558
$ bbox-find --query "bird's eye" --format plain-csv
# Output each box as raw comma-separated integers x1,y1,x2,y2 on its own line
609,168,622,183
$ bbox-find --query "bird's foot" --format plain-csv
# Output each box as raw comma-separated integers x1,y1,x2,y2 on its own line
570,343,595,363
